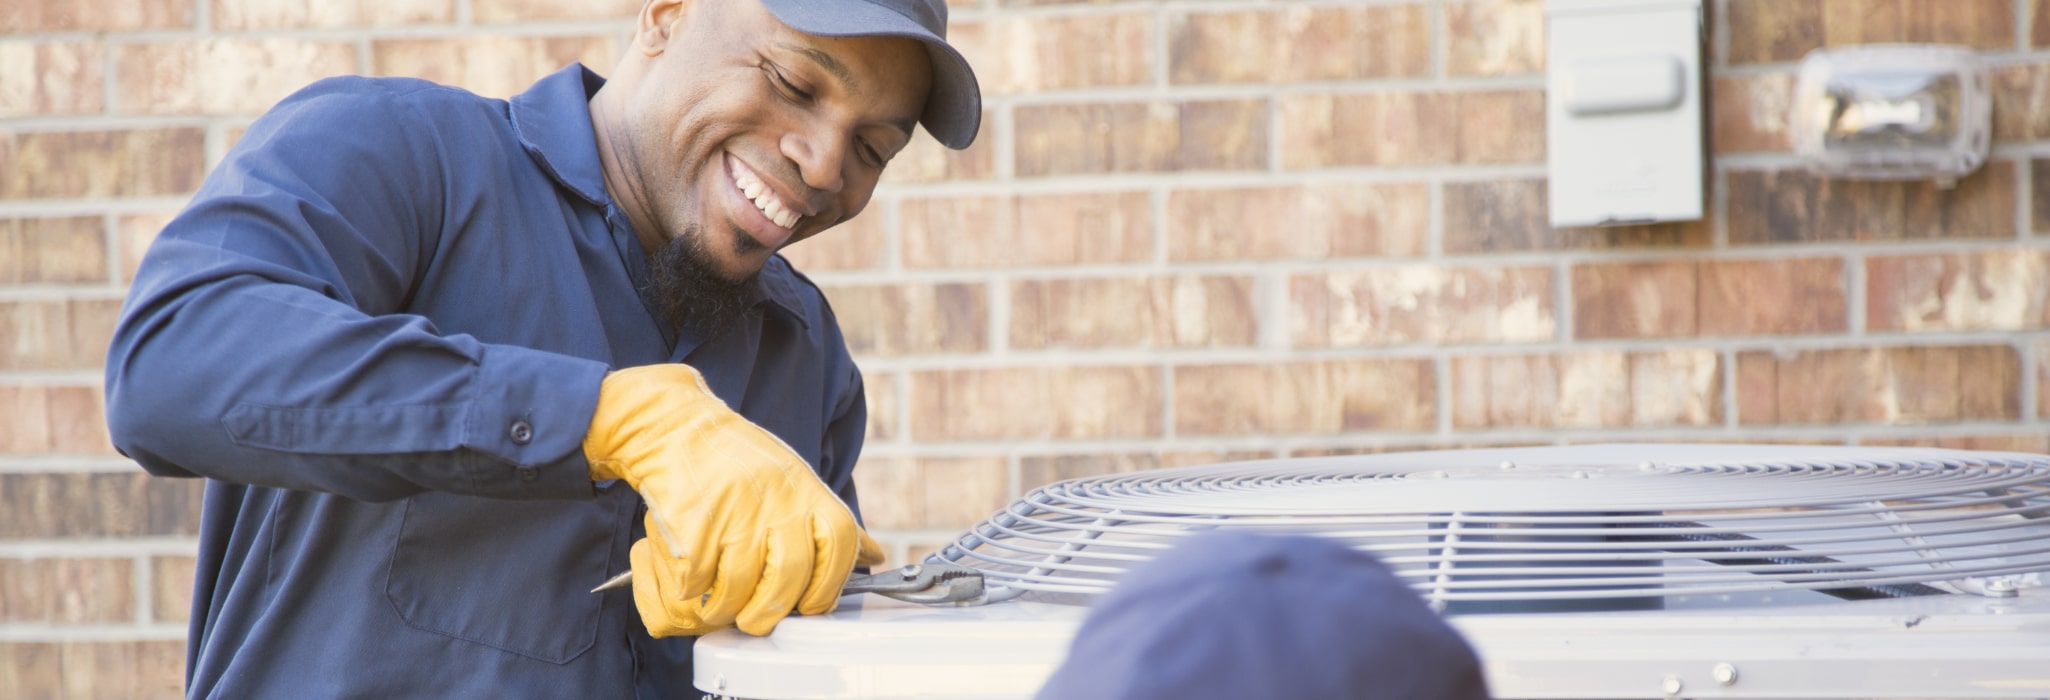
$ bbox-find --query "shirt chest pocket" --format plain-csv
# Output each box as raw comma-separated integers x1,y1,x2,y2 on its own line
385,490,632,664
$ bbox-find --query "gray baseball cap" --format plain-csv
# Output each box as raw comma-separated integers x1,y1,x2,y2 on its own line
759,0,982,150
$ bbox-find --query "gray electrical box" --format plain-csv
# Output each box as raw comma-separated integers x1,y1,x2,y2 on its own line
1545,0,1705,228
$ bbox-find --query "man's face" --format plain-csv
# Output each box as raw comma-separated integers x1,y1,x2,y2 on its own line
613,0,932,283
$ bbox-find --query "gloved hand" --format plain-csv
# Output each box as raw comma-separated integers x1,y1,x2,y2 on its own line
584,364,886,637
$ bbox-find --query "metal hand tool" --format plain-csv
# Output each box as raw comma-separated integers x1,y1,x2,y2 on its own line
592,562,988,606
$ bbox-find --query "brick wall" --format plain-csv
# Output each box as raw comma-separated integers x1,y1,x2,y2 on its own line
4,0,2048,694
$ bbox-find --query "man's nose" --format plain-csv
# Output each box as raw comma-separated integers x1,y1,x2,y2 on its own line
781,127,847,196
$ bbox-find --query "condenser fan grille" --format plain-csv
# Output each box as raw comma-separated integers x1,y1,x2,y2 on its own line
929,445,2050,608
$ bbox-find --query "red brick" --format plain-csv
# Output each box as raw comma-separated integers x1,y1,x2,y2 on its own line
1711,73,1794,153
372,36,620,100
1011,275,1257,349
1,129,206,200
1443,179,1713,253
1280,90,1544,168
1992,64,2050,143
151,556,194,623
1015,100,1267,176
901,191,1151,268
864,371,899,442
0,558,134,623
2037,160,2050,234
0,385,54,454
1447,0,1544,76
472,0,634,23
1823,0,2012,51
779,205,887,271
1699,258,1847,335
2036,0,2050,46
954,13,1152,94
1724,0,2010,64
1171,6,1429,84
0,473,203,538
1451,350,1720,428
1167,183,1428,261
1575,259,1845,339
821,282,988,356
2038,341,2050,418
1867,250,2050,331
1019,453,1161,492
911,366,1161,440
1571,261,1697,339
1160,450,1276,469
1863,434,2050,453
0,0,192,32
1737,345,2020,425
116,214,172,284
214,0,452,28
114,40,356,116
1173,359,1435,436
46,385,110,454
1,301,75,371
1292,265,1555,346
1,217,107,285
1290,440,1558,458
851,456,1008,530
0,41,103,118
881,110,998,185
0,641,186,700
1728,163,2016,244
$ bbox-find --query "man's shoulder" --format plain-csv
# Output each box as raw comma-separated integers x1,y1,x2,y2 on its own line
269,75,509,130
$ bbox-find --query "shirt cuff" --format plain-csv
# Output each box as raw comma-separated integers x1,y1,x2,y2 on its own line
463,343,609,499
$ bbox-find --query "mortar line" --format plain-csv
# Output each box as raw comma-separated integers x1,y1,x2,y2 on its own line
100,212,122,290
133,552,153,626
1845,252,1866,335
2019,337,2040,422
1720,348,1738,427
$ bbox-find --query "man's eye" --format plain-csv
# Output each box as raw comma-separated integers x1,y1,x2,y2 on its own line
860,140,885,167
765,64,810,101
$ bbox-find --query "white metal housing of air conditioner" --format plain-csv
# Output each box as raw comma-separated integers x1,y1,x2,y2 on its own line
694,444,2050,699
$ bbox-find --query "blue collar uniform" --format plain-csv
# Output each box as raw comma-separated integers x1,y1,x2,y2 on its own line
104,64,869,698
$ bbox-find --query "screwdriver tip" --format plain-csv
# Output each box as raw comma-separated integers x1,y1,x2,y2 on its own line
591,571,633,593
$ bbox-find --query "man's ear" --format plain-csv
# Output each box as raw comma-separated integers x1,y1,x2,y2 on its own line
635,0,693,56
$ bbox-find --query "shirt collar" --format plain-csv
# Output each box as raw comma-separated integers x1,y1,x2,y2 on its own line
509,63,810,325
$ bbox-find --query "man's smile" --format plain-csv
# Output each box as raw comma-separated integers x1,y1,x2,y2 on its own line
724,152,807,249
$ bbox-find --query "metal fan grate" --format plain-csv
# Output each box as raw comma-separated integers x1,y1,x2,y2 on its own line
927,444,2050,610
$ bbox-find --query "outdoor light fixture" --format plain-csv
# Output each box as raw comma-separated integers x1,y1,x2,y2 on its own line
1791,44,1991,188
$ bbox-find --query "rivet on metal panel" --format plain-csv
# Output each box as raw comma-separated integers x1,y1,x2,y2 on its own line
1499,461,1516,470
1713,662,1738,686
1661,675,1683,695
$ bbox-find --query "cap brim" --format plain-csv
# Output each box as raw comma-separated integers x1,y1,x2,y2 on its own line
758,0,982,150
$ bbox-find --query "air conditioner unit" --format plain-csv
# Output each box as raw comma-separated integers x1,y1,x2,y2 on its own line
694,444,2050,699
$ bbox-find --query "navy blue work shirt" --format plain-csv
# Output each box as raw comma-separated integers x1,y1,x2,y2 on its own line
104,64,869,698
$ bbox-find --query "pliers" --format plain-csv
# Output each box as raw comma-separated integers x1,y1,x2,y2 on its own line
592,562,988,606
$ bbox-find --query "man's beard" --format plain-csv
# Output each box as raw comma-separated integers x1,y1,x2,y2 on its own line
646,225,762,339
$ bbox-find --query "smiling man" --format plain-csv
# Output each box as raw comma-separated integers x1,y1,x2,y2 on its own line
102,0,978,696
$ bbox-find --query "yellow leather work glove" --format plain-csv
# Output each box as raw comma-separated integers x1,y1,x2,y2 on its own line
584,364,886,637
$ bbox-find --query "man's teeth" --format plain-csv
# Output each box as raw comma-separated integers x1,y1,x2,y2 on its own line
732,167,800,229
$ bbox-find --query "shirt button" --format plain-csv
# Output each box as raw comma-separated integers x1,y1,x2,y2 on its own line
515,467,539,482
509,420,534,445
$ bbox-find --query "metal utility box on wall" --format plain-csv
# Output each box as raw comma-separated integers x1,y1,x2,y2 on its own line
1545,0,1705,228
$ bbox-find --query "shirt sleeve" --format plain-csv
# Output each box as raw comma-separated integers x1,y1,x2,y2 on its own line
814,300,870,521
104,78,606,503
